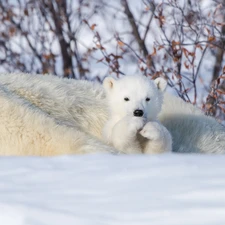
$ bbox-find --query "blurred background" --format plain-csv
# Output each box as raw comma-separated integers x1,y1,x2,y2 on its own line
0,0,225,122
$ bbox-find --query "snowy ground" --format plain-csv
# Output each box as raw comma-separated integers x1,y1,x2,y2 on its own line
0,153,225,225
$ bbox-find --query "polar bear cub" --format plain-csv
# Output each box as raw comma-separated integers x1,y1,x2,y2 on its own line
102,75,172,154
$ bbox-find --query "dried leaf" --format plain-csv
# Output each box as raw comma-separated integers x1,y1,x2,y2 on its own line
196,44,203,50
159,16,165,25
151,47,157,56
9,27,16,36
182,47,195,58
158,45,164,50
182,47,189,58
208,36,215,42
97,58,104,63
173,57,179,62
43,54,54,60
184,61,189,69
216,89,225,95
117,41,124,47
172,40,180,47
113,55,123,59
91,24,97,30
189,52,195,57
205,27,211,35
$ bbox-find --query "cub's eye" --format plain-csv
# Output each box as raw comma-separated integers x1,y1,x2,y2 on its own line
124,97,130,101
146,97,150,102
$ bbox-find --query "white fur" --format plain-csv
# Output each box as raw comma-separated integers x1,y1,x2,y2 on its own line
0,73,117,155
102,75,172,154
159,93,225,153
0,73,223,155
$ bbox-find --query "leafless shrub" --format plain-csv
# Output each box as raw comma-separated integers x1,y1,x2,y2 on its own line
0,0,224,122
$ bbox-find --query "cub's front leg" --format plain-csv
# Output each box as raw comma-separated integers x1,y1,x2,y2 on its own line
139,121,172,154
111,116,145,154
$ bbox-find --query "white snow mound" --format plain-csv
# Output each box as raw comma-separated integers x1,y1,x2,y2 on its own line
0,154,225,225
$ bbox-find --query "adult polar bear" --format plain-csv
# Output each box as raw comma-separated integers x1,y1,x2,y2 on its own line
0,74,117,155
0,73,224,155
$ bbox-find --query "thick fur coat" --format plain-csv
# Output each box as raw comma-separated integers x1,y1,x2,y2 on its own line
102,75,172,154
0,73,224,155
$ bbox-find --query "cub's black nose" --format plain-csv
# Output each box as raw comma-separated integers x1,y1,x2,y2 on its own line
133,109,144,117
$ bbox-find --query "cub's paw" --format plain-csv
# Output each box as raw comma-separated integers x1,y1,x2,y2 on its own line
140,121,163,141
128,117,146,132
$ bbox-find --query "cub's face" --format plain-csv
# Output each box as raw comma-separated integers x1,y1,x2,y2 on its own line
103,75,167,120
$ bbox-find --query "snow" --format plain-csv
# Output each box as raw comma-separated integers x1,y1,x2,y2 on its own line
0,154,225,225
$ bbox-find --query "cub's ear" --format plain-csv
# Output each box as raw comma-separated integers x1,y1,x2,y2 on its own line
103,77,116,91
154,77,167,92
